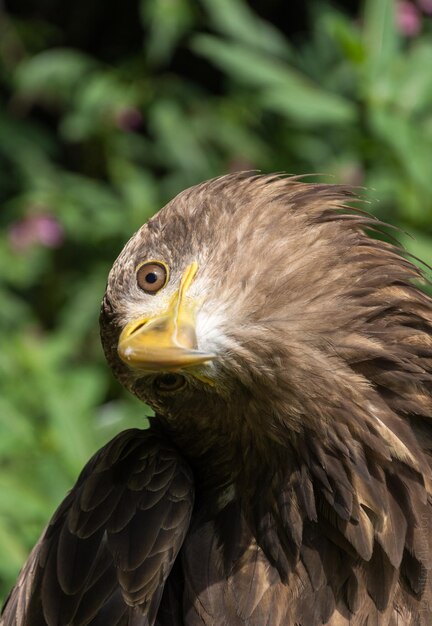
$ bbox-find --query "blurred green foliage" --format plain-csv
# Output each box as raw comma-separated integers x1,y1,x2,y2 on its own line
1,0,432,600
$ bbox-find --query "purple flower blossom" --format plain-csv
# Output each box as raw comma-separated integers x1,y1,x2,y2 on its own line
417,0,432,15
114,107,143,132
396,1,422,37
9,214,64,252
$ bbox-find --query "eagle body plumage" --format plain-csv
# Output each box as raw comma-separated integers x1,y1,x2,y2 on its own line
2,173,432,625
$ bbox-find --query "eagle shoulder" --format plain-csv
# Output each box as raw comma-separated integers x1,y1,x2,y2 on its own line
1,428,194,626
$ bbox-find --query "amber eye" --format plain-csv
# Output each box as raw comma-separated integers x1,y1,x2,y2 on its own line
154,373,186,393
136,261,168,294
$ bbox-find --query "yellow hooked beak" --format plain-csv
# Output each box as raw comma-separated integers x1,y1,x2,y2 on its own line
118,262,214,372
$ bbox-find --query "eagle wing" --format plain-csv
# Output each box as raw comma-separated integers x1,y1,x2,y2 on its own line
1,428,194,626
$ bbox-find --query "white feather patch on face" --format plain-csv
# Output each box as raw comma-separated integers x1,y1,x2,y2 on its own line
116,289,175,328
185,269,231,359
195,306,229,357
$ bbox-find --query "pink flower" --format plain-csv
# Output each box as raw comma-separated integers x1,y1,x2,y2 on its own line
396,1,422,36
9,214,64,251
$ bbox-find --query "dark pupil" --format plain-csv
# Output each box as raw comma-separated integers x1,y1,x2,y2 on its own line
145,271,158,284
160,374,178,387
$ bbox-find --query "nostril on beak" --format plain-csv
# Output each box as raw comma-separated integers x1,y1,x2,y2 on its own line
132,321,146,333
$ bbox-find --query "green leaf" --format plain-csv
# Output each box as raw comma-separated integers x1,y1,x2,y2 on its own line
398,42,432,115
192,36,355,125
141,0,195,64
0,477,49,520
0,519,28,576
15,49,96,102
40,366,105,475
53,173,126,240
0,398,36,454
322,11,365,64
260,88,354,126
149,100,213,175
370,108,432,194
108,160,158,230
362,0,399,74
200,0,290,58
58,266,107,338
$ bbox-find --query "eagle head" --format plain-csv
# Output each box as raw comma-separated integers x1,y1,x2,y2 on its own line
100,173,432,487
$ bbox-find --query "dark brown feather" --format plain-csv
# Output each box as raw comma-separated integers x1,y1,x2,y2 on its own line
1,429,194,626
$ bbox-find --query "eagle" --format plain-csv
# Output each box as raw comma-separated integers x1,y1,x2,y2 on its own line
2,173,432,626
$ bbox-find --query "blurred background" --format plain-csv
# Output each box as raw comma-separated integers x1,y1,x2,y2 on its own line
1,0,432,600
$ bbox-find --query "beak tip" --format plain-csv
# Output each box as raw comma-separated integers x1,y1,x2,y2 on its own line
117,343,133,362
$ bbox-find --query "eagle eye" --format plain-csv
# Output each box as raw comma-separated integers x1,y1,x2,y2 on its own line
136,261,168,294
154,373,186,393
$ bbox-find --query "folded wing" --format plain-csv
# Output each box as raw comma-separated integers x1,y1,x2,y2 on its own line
1,428,194,626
